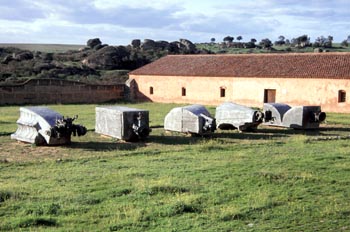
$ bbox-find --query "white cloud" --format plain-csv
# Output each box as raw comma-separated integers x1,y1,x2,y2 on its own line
91,0,183,10
0,0,350,44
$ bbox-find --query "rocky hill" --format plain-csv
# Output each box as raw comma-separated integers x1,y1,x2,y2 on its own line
0,38,210,85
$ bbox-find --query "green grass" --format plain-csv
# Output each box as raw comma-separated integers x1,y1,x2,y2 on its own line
0,43,83,53
196,43,350,54
5,42,350,55
1,103,350,231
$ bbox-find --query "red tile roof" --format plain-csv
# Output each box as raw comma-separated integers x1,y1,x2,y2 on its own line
129,53,350,79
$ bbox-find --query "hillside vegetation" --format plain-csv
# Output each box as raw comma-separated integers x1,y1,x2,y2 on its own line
196,42,350,54
2,36,350,86
0,43,83,53
0,38,207,85
1,103,350,231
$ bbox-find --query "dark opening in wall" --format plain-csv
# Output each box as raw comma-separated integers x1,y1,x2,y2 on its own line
338,90,346,103
220,87,226,97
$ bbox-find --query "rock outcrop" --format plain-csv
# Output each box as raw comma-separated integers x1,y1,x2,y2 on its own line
14,51,34,61
82,46,130,70
138,38,197,54
179,39,196,53
87,38,102,49
131,39,141,49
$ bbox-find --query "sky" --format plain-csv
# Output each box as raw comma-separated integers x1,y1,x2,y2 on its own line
0,0,350,45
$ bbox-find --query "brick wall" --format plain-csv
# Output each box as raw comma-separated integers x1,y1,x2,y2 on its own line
0,79,125,105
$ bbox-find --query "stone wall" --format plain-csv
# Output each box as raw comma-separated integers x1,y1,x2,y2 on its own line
0,79,125,105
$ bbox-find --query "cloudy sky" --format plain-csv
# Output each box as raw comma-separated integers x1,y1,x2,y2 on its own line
1,0,349,45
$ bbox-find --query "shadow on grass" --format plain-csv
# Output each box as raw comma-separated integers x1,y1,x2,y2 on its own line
214,130,290,140
256,127,322,136
258,126,350,137
149,130,289,145
148,135,204,145
149,128,292,145
204,126,343,141
0,121,12,125
0,132,12,136
319,126,350,132
68,141,145,151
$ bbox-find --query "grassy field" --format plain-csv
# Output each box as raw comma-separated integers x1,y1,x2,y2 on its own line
0,43,83,53
1,103,350,231
196,43,350,54
3,42,350,54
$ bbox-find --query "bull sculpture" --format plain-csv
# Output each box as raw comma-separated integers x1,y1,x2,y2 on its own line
95,106,151,141
215,102,264,131
164,104,216,135
263,103,326,129
11,107,87,145
50,115,87,138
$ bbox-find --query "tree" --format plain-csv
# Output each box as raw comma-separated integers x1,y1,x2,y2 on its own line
243,38,256,49
341,40,349,47
237,36,243,42
341,35,350,47
223,36,234,43
291,35,310,48
259,38,273,49
250,38,257,44
327,35,333,48
275,35,286,46
314,35,333,48
210,38,216,43
243,41,254,48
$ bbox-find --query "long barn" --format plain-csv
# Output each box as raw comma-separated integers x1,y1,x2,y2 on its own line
128,53,350,113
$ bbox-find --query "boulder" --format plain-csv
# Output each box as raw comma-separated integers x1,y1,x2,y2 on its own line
141,39,156,50
131,39,141,49
87,38,102,49
14,51,34,61
1,55,13,64
155,40,170,50
79,47,90,52
82,46,130,70
33,62,56,73
179,39,196,53
168,41,183,53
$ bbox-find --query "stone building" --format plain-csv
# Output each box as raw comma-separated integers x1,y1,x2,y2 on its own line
128,53,350,113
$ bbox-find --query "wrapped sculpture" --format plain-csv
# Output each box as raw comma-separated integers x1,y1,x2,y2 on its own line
164,104,216,135
215,102,264,131
11,106,87,145
95,106,151,141
263,103,326,129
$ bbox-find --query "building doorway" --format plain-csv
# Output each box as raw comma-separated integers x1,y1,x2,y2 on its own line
264,89,276,103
